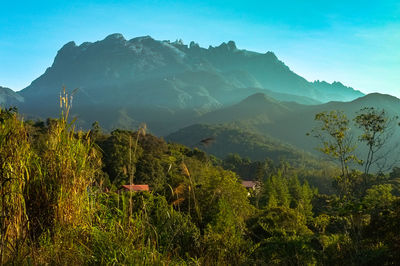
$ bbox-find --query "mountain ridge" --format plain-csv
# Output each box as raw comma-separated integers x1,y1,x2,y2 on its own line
18,34,364,105
3,33,366,135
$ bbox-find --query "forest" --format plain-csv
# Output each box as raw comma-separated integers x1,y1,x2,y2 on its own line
1,90,400,265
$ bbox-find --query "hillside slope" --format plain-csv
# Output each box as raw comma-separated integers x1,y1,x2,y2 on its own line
166,123,315,165
0,86,24,107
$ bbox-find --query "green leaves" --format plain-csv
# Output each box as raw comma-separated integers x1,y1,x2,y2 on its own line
354,107,398,175
363,184,395,212
309,110,358,189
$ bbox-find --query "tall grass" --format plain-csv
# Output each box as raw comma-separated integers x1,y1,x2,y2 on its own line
129,124,146,219
0,108,32,263
41,88,100,227
0,89,103,264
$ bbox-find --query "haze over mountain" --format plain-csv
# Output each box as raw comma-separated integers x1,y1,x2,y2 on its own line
0,86,24,107
2,33,365,133
166,123,315,165
169,92,400,170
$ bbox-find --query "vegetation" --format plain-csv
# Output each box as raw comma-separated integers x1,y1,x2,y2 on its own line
1,94,400,264
166,123,325,168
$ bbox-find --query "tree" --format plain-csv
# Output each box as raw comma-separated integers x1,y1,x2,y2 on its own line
354,107,398,176
247,206,315,265
308,111,359,179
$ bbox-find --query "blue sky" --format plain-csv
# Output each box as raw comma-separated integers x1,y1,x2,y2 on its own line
1,0,399,97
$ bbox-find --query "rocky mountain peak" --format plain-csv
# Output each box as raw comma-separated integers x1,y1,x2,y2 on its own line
104,33,126,41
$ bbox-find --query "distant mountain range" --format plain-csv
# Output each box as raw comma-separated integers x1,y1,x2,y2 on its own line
2,33,399,170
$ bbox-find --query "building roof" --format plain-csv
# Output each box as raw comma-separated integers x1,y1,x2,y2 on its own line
122,184,149,191
241,180,260,189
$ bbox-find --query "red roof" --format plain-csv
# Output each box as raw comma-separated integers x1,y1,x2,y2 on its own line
122,184,149,191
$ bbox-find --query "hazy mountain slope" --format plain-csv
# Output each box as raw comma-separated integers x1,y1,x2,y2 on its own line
166,123,313,164
260,89,322,105
0,86,24,107
187,92,400,170
199,93,295,125
267,93,400,153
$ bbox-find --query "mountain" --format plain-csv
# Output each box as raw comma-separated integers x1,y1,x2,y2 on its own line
311,80,363,102
0,86,24,107
13,34,362,133
176,92,400,171
255,88,321,105
166,123,314,165
266,93,400,154
198,93,296,125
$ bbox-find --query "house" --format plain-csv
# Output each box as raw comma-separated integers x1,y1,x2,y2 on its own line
121,184,150,192
241,181,261,191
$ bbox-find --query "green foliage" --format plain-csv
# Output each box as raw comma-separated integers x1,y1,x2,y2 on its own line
309,110,359,178
354,107,398,175
258,167,315,219
248,207,316,265
363,184,395,212
99,129,144,185
1,102,400,265
202,198,251,264
306,107,400,265
363,198,400,263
